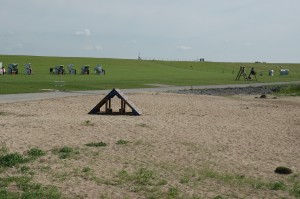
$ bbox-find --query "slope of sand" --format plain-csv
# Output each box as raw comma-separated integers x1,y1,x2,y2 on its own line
0,92,299,198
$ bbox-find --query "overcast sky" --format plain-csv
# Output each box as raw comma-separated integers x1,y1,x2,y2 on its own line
1,0,300,63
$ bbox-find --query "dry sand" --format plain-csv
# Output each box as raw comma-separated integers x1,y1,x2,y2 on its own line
0,92,299,198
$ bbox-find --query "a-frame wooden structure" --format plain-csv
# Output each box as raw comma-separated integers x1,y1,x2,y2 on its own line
235,66,257,81
235,66,248,81
88,88,142,116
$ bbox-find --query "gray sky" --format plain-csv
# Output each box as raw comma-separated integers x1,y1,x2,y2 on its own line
1,0,300,63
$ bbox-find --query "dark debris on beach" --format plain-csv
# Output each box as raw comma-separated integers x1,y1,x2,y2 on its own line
173,86,281,96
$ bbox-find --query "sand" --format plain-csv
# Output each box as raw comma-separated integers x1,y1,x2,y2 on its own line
0,92,299,198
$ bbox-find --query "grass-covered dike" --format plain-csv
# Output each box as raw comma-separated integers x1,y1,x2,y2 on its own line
0,54,299,94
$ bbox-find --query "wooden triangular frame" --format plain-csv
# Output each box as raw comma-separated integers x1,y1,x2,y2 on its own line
88,88,142,116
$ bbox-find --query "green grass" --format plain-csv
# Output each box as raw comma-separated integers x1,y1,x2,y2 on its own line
0,148,46,168
85,142,107,147
27,148,46,159
0,147,61,198
0,112,8,116
0,54,299,94
291,183,300,197
275,84,300,96
82,167,92,173
0,176,61,199
3,145,300,198
0,153,27,167
198,168,288,191
83,120,94,126
94,167,270,198
0,144,9,156
52,146,79,159
116,140,129,145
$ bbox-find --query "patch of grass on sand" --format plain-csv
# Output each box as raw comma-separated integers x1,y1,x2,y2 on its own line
198,168,288,191
91,168,194,198
155,163,299,198
52,146,79,159
136,123,151,128
27,148,46,159
0,153,28,168
288,174,300,197
0,148,45,173
19,166,31,174
0,111,8,116
0,144,9,156
166,187,180,198
83,120,94,126
0,176,61,199
0,147,61,198
290,183,300,197
180,167,300,198
82,166,92,173
85,141,107,147
116,140,129,145
179,175,190,184
213,196,225,199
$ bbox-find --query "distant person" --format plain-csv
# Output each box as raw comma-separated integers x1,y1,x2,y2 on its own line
0,67,6,75
248,67,257,80
250,67,256,75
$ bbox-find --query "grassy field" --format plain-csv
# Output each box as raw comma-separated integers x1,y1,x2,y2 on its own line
0,55,300,94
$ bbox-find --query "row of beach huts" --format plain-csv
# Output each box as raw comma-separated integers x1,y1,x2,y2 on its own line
0,62,105,75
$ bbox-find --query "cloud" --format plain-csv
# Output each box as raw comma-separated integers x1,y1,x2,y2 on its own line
2,43,24,52
8,30,15,35
83,44,103,51
74,29,91,37
95,45,103,51
126,40,137,44
0,30,16,37
13,43,24,49
176,45,192,50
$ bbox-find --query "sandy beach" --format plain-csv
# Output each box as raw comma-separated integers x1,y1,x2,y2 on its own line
0,92,299,198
